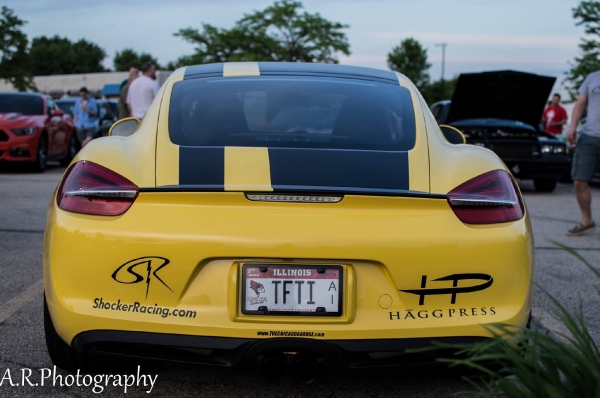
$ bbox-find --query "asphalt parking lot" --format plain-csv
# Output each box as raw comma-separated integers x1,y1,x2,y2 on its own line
0,163,599,397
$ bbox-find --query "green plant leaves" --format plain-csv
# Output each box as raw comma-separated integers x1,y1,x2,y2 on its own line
414,242,600,397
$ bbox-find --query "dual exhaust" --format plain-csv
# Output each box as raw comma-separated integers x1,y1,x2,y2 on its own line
260,354,319,384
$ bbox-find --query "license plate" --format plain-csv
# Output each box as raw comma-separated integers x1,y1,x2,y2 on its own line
242,265,343,316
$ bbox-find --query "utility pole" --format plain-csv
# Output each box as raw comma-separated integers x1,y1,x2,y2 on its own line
435,43,447,96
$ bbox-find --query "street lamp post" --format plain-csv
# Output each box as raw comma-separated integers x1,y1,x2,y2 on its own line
435,43,447,96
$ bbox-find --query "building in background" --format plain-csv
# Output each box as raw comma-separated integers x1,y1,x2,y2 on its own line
0,71,172,99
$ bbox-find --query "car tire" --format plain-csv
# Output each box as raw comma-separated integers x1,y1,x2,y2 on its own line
533,178,557,192
60,133,79,166
32,134,48,173
44,296,109,373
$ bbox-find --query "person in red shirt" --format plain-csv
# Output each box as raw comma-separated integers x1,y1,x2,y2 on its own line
542,93,568,135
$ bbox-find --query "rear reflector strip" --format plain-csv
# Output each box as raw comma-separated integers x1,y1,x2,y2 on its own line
448,199,517,207
65,190,138,199
246,194,342,203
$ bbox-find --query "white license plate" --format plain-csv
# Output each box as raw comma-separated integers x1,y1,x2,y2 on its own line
242,265,343,316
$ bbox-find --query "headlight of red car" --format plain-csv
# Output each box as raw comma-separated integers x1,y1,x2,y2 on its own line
12,127,37,136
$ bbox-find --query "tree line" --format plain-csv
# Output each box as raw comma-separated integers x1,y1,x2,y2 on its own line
0,0,598,102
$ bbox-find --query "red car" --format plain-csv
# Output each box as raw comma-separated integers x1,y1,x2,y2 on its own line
0,92,77,172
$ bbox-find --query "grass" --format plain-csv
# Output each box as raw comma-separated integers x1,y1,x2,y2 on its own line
428,241,600,397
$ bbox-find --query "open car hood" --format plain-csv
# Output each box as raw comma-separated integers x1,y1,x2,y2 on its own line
446,70,556,127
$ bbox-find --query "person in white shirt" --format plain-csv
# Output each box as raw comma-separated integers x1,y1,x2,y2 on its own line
126,62,160,119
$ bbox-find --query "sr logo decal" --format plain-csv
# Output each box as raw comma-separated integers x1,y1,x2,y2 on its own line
399,274,493,305
112,257,173,299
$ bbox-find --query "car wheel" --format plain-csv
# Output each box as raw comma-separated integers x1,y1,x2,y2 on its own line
44,296,109,372
32,134,48,173
533,178,557,192
60,133,79,166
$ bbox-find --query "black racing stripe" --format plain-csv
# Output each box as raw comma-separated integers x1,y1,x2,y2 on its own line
257,62,398,82
184,63,224,79
268,149,409,191
179,147,225,187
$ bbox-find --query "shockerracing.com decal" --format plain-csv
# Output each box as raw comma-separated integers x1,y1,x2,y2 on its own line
93,298,196,319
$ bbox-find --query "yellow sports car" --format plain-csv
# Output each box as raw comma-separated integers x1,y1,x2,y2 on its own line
43,62,533,383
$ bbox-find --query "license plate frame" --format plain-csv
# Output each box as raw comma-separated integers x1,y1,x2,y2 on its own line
241,264,343,316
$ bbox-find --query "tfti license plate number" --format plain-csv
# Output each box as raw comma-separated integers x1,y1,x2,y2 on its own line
243,266,341,314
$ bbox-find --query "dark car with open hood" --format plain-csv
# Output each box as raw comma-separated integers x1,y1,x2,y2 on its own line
430,70,570,192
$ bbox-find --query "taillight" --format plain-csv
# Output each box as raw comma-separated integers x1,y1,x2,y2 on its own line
57,161,139,216
447,170,524,224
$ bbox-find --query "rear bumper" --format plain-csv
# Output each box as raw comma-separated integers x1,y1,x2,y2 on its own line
44,192,534,346
72,330,489,370
504,158,570,180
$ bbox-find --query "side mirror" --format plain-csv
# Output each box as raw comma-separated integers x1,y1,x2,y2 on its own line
108,117,140,137
439,124,466,144
51,109,64,117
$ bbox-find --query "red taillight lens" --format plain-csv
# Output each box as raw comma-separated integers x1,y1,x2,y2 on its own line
57,161,139,216
447,170,524,224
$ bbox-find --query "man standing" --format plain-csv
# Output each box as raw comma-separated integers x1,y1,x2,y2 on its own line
126,62,160,119
566,72,600,236
542,93,568,135
118,66,139,119
73,87,99,148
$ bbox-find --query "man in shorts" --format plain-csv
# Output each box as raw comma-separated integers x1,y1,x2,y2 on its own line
567,71,600,236
73,87,99,148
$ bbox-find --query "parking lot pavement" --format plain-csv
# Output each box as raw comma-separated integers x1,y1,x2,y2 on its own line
519,180,600,344
0,166,598,396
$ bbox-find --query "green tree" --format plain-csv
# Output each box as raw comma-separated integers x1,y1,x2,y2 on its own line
422,76,458,104
113,48,162,71
171,0,350,66
0,6,34,91
237,0,350,63
72,39,107,73
565,1,600,101
29,35,106,75
171,24,277,67
387,38,431,91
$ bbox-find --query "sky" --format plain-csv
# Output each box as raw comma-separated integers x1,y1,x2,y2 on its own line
4,0,584,92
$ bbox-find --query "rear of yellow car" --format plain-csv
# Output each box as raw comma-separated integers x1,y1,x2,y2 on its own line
43,62,533,381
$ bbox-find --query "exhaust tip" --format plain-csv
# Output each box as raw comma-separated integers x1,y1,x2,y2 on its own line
291,357,318,385
260,357,287,383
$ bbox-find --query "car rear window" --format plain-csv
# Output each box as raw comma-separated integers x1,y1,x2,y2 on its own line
168,76,416,151
0,95,43,115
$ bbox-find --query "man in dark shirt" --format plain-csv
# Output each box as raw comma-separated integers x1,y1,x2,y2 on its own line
118,66,139,119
